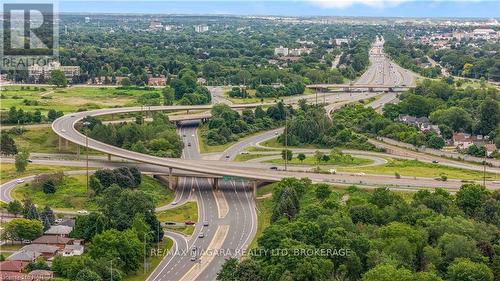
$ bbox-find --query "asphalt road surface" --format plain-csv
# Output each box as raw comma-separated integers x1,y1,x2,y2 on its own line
147,121,256,281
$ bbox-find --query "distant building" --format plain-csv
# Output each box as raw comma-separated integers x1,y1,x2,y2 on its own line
148,77,167,86
274,46,289,56
20,244,60,258
6,250,41,262
289,48,312,56
194,25,209,33
330,38,349,46
84,16,90,23
396,114,441,136
473,28,497,40
62,244,85,257
0,260,29,272
45,225,73,237
164,25,175,31
149,21,163,30
452,132,490,149
28,62,80,79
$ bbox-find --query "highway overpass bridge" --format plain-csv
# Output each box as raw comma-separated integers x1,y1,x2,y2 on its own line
307,83,413,92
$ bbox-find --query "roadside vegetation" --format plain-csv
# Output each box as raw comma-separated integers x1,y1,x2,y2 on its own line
84,113,183,158
11,168,174,210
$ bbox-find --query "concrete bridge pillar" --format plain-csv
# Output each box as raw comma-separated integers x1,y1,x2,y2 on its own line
369,87,373,92
58,136,62,151
107,154,111,161
64,139,69,150
168,167,174,190
213,178,219,190
77,145,80,159
252,181,258,198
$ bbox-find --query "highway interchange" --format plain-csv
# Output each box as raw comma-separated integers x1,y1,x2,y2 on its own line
1,37,498,281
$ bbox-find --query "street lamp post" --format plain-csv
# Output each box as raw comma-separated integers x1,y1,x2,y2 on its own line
284,105,288,171
82,121,91,193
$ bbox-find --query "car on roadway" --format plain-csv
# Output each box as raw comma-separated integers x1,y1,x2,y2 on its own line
61,129,66,133
356,172,366,176
171,201,178,205
274,131,279,135
16,179,25,184
432,160,439,164
182,134,186,137
187,143,191,147
77,210,89,214
191,134,195,137
55,219,63,223
225,155,230,159
164,221,176,226
190,256,197,261
198,232,205,238
185,220,195,225
203,221,209,226
240,152,249,155
28,159,33,163
270,166,278,170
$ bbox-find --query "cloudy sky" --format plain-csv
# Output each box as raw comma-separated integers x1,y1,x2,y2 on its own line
56,0,500,17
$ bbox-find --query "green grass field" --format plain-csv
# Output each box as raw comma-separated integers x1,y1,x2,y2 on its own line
338,159,498,181
234,153,278,162
1,86,160,113
10,126,102,154
11,174,173,210
260,137,321,150
266,155,373,166
224,88,314,104
157,201,199,223
0,163,77,184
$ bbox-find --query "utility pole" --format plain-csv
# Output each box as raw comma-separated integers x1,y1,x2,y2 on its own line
284,104,288,171
483,154,486,187
83,121,91,193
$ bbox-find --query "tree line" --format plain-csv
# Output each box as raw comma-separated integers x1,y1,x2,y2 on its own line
218,178,499,281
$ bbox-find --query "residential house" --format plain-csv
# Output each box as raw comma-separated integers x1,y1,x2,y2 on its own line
148,77,167,86
6,250,41,262
20,244,60,259
484,143,497,157
452,132,490,149
0,260,29,272
62,244,85,257
44,225,73,237
28,270,53,280
396,115,441,136
32,235,73,248
274,46,289,56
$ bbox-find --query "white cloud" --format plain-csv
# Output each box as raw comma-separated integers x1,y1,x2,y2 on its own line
308,0,409,9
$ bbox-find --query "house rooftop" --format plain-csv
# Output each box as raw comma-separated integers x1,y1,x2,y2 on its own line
6,250,41,262
0,260,28,272
21,244,60,254
32,235,72,245
45,225,73,236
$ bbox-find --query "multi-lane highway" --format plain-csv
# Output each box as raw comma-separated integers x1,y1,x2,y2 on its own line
148,120,256,281
356,36,414,87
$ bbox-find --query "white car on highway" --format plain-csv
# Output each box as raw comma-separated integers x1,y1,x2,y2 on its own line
77,210,89,214
16,179,25,184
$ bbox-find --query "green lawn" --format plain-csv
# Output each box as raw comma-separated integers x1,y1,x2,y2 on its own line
245,146,277,152
338,159,498,181
260,137,322,150
234,153,277,162
11,174,173,210
198,124,281,154
165,225,195,236
10,126,102,154
156,201,198,223
249,195,273,250
123,237,174,281
1,85,161,114
0,164,77,184
266,155,373,166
